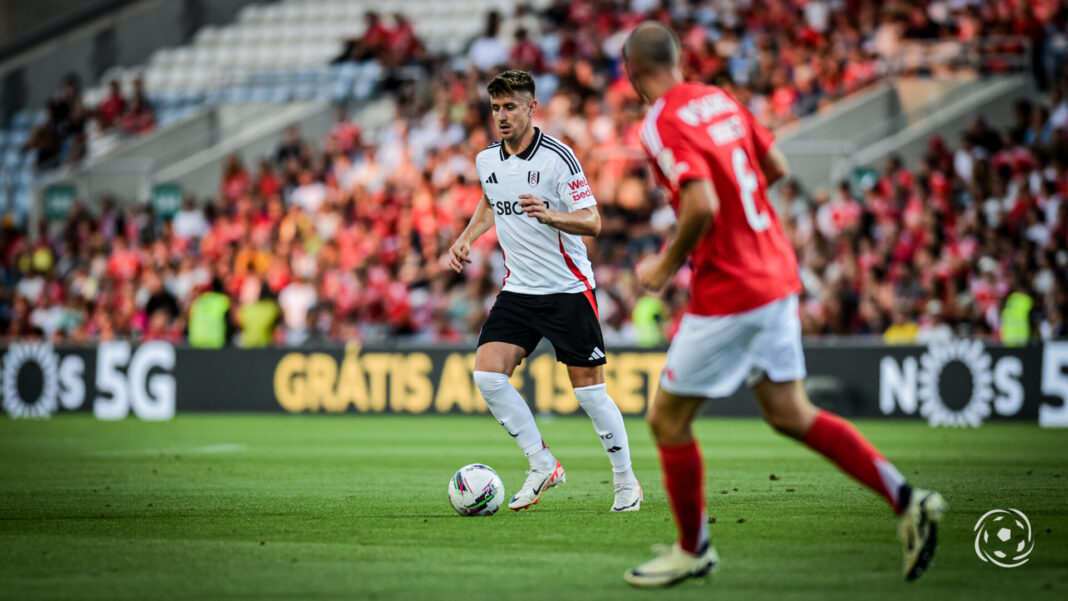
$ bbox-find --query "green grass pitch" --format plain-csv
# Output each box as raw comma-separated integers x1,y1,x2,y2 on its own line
1,414,1065,600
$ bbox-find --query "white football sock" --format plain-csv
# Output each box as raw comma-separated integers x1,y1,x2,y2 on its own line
574,383,637,485
473,370,555,467
527,447,556,469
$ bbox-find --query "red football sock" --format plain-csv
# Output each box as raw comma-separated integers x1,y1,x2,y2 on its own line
804,410,908,514
658,440,709,554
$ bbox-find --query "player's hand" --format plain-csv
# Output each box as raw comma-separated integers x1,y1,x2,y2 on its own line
448,239,472,273
519,194,553,225
635,255,671,293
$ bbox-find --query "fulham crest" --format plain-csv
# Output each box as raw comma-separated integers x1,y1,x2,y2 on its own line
528,171,540,187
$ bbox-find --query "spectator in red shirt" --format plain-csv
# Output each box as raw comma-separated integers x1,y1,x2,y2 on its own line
97,80,126,130
255,159,281,199
329,109,361,156
106,237,141,282
387,13,424,64
510,29,546,74
120,94,155,135
221,154,251,203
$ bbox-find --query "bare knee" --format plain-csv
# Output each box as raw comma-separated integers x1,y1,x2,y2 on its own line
647,403,692,445
567,364,604,389
474,342,525,376
754,379,818,440
765,409,807,439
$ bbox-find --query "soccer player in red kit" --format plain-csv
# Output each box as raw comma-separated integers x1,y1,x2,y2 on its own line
620,22,946,588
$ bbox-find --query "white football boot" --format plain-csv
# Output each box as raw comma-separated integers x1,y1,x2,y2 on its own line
611,481,643,512
624,543,719,588
899,488,948,581
508,460,565,511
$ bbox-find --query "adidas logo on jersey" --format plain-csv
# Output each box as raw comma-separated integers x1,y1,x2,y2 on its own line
588,347,605,361
485,172,499,184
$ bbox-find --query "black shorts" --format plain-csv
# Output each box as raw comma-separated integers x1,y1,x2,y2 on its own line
477,290,607,366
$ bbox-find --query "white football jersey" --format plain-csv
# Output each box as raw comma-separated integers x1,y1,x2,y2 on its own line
476,128,598,295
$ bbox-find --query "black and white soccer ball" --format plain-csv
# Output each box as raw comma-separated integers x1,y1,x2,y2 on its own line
974,508,1034,567
448,464,505,516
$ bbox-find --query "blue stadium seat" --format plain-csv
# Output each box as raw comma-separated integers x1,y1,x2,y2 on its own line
330,80,351,102
202,89,224,105
155,95,179,111
13,187,32,217
3,150,20,169
250,87,274,102
11,110,33,130
8,130,28,148
268,87,291,103
290,84,314,100
157,108,177,125
354,76,376,101
225,87,254,103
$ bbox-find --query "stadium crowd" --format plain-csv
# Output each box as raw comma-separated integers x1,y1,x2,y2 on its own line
2,0,1068,347
20,74,156,171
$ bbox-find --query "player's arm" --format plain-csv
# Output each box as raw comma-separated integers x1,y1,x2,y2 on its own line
448,194,494,273
760,145,789,187
635,179,718,293
518,196,600,236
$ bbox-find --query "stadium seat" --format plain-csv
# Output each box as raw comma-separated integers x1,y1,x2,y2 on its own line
13,187,32,217
195,26,221,46
11,110,34,131
7,130,27,149
237,5,264,24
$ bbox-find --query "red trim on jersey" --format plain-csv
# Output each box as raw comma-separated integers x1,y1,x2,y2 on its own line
582,289,599,319
501,249,510,287
557,233,592,291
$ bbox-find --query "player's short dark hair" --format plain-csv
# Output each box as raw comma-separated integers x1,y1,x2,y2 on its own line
487,70,536,99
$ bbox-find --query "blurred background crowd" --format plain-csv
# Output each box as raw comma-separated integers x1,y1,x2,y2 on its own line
2,0,1067,348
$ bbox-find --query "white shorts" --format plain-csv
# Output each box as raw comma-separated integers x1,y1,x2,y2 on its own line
660,295,806,398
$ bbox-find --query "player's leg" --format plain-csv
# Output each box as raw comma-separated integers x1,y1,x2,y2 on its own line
623,388,718,588
752,377,947,580
753,378,909,509
474,342,566,511
647,388,707,552
474,293,564,511
567,364,641,511
540,290,641,509
625,311,758,588
749,294,913,512
473,295,558,462
473,342,551,464
749,295,946,580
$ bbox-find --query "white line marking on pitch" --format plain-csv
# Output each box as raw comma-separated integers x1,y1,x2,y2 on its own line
193,444,246,454
86,444,247,457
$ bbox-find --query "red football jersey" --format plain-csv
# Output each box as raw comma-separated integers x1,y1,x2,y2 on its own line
640,82,801,316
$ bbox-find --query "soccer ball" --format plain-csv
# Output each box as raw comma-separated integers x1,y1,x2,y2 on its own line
982,515,1030,560
448,464,505,516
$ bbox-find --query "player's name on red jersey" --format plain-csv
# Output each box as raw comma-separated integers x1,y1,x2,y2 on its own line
640,82,802,317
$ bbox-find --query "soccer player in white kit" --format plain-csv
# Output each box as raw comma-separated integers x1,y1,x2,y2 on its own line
447,70,642,512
